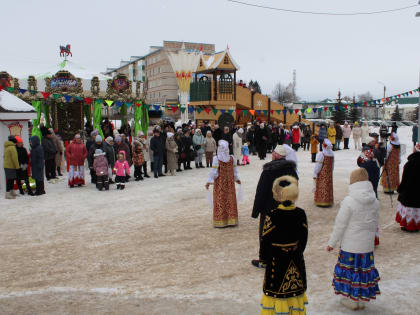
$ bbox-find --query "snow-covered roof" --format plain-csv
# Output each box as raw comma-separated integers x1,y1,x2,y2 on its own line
0,90,35,113
197,49,240,72
33,60,110,80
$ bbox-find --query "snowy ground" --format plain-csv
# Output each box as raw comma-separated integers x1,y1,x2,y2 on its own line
0,126,419,315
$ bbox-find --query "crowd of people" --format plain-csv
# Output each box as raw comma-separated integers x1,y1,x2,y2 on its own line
3,116,420,314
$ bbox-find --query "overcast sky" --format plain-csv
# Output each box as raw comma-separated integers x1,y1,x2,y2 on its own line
0,0,419,101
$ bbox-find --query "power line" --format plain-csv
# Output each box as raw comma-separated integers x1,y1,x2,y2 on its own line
227,0,418,16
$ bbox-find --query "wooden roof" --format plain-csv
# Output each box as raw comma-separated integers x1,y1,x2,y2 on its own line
196,49,240,74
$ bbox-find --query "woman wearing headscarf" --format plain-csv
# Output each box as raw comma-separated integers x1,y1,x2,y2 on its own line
204,131,217,167
396,144,420,232
313,139,335,207
232,128,244,166
352,122,362,150
205,140,241,228
361,122,370,148
193,129,205,168
165,132,178,176
381,133,400,194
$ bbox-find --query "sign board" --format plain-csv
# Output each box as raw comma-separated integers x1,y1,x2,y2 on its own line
50,78,78,89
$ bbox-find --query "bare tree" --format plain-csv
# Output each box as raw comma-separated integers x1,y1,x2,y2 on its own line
272,82,298,103
342,96,352,102
357,91,373,102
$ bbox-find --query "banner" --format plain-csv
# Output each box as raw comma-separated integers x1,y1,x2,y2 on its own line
31,100,42,140
93,100,104,139
42,101,51,128
134,103,142,136
140,102,149,136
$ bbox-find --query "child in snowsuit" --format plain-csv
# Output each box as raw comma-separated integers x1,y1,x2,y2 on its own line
242,142,250,165
310,135,319,163
113,151,130,190
93,149,109,191
132,140,145,181
327,168,380,311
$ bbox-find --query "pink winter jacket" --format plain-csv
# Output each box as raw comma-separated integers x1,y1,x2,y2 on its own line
113,151,130,176
93,154,108,176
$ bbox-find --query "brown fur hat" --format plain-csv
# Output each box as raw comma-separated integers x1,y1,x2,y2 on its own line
272,175,299,204
350,168,369,185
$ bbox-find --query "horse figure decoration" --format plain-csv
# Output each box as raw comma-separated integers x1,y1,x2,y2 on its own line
59,44,72,58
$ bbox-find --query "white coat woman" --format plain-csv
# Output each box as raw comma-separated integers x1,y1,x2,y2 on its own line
232,128,244,166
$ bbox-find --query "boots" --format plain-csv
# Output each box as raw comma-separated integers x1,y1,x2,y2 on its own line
57,167,63,176
104,178,110,191
5,191,15,199
96,180,104,191
195,162,199,169
199,163,205,168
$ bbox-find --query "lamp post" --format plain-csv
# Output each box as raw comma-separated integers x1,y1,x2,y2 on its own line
378,81,386,121
416,4,420,141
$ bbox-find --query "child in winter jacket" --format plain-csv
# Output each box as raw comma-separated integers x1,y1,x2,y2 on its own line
132,140,145,181
241,142,250,165
93,149,109,191
327,168,380,311
113,151,130,190
310,135,319,163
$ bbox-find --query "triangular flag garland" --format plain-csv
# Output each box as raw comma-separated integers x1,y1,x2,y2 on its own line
0,84,418,116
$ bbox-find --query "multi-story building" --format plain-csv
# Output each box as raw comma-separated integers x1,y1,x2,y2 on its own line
104,41,215,108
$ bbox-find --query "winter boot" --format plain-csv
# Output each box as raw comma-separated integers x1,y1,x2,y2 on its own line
340,298,359,310
251,259,266,269
96,181,104,191
120,184,125,190
5,191,15,199
135,177,140,181
200,163,205,168
117,184,121,190
57,167,63,176
104,179,109,191
237,161,240,166
195,162,199,169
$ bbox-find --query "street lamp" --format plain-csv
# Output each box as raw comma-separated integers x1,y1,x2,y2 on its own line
378,81,386,121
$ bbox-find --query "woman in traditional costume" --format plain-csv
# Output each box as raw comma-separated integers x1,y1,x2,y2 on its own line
66,134,88,187
259,175,308,315
205,140,241,228
381,133,400,194
313,139,334,207
328,168,380,311
396,143,420,232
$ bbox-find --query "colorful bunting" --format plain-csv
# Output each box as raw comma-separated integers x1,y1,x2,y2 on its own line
63,95,72,102
249,110,255,116
212,109,218,115
153,105,161,111
205,108,211,114
105,100,114,107
197,108,203,114
19,88,27,95
126,102,132,108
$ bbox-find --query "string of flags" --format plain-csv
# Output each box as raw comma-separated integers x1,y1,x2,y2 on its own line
1,85,418,117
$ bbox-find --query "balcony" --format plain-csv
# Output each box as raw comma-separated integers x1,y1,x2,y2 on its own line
190,80,234,103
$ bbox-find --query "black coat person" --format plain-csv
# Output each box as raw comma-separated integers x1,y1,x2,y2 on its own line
222,128,233,154
255,124,269,160
213,126,223,145
42,130,58,180
397,150,420,208
251,158,298,266
30,136,45,195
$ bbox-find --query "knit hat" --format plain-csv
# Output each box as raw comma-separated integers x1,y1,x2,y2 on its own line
95,135,102,143
105,136,113,144
115,135,122,143
350,168,369,185
238,128,244,134
94,149,105,157
272,175,299,204
90,130,99,137
15,136,23,143
274,145,287,157
365,136,375,144
137,131,144,137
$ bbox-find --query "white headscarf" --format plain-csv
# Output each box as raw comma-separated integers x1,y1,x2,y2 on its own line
167,132,174,139
283,144,298,167
322,139,334,156
217,140,230,162
390,133,400,145
237,128,244,134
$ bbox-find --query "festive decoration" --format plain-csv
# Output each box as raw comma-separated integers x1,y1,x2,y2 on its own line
31,100,42,140
94,100,104,139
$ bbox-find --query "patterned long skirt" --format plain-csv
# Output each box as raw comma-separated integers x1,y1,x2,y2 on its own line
68,165,85,187
260,293,308,315
396,202,420,232
213,157,238,227
381,148,400,193
332,250,380,302
314,155,334,207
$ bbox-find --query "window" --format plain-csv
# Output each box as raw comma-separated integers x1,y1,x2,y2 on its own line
224,55,229,64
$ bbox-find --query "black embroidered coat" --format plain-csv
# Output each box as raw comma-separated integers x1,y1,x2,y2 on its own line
261,206,308,299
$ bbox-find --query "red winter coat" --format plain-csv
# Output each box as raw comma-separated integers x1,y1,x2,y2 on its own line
292,128,301,144
66,141,88,166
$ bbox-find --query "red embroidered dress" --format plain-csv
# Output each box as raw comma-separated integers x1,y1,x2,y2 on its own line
314,155,334,207
381,147,400,193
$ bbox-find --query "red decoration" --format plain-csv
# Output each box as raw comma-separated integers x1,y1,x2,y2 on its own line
136,102,141,107
344,105,348,109
397,94,401,98
324,107,328,111
41,92,51,99
235,109,242,115
0,85,3,91
171,106,178,113
294,109,299,114
364,101,368,106
270,110,274,114
409,91,413,95
84,97,93,104
205,108,211,114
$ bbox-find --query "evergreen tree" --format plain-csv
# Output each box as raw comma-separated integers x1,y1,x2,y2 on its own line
391,105,402,121
331,105,347,124
252,80,262,94
348,107,361,123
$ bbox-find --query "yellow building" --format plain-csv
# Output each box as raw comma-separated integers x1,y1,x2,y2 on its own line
189,48,306,126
